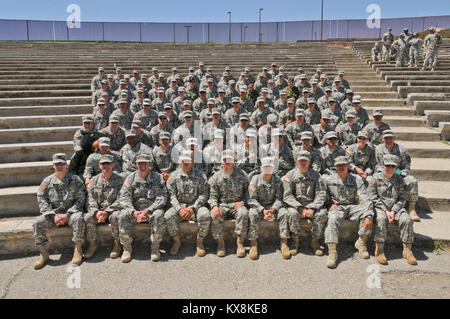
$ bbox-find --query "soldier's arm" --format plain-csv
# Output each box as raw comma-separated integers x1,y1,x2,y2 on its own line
83,155,95,180
282,173,302,209
90,77,97,92
366,148,377,175
66,176,86,215
36,180,55,216
240,173,250,205
356,176,373,218
248,176,264,212
392,177,408,214
87,180,100,216
119,175,136,215
272,177,284,212
400,148,411,177
366,176,384,211
207,175,220,208
190,173,210,212
147,174,168,213
167,175,182,213
307,175,327,211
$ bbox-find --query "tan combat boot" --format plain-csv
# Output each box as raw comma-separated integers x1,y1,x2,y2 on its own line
280,238,291,259
249,240,258,260
431,67,436,72
196,235,206,257
217,237,225,257
414,64,419,68
71,243,83,265
420,67,426,71
121,244,132,263
84,240,98,259
236,236,246,258
375,242,388,265
290,235,299,256
169,235,181,256
326,243,338,268
34,246,49,270
402,243,417,265
151,242,160,261
355,235,370,259
407,63,413,68
110,239,122,259
408,202,420,222
311,238,323,256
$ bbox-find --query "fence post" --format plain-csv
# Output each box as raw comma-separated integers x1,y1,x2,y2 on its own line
422,17,425,31
102,22,105,42
173,23,176,43
66,23,69,41
139,23,142,43
26,20,30,41
208,23,210,42
311,21,314,40
346,20,349,40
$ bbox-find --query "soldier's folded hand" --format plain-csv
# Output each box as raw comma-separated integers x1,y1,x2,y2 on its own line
363,217,373,230
212,206,222,218
234,202,245,210
330,204,338,211
303,208,314,218
385,210,395,224
263,209,273,221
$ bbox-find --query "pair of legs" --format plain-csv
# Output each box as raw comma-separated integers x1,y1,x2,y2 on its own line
84,210,121,258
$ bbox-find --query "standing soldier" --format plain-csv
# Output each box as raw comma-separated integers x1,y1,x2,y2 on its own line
91,67,107,93
282,151,328,258
382,27,394,62
165,150,211,257
408,33,422,68
119,154,168,262
85,154,124,260
323,156,374,268
421,27,442,72
368,154,417,265
392,33,408,67
33,153,86,269
208,150,250,258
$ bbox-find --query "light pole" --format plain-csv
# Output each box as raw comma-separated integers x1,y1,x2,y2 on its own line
184,25,192,43
259,8,263,43
243,25,248,43
320,0,324,41
227,11,232,43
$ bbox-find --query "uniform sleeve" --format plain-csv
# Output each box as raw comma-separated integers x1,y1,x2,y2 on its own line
248,176,264,212
366,176,384,211
119,175,135,215
167,175,182,213
147,173,168,213
282,172,302,209
87,178,100,216
190,173,210,212
91,76,97,92
392,177,408,214
37,179,54,216
356,176,373,218
366,147,377,175
400,148,411,177
66,176,86,215
307,175,327,211
83,155,95,179
207,175,220,208
105,176,124,213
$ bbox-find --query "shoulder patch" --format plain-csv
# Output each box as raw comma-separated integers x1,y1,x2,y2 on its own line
40,183,46,191
249,185,256,193
346,148,353,155
123,180,130,189
368,176,377,185
283,176,291,183
208,178,214,186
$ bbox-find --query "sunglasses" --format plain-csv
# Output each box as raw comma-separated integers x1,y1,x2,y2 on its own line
240,119,249,122
385,165,396,168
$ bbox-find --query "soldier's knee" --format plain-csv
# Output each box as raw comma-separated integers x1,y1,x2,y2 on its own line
236,206,249,218
152,209,165,220
33,215,48,228
248,208,260,221
197,207,210,222
164,208,178,221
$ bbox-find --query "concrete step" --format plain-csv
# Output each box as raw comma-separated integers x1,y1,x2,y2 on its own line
0,161,53,188
380,71,450,79
398,86,450,99
397,140,450,158
418,181,450,213
411,158,450,182
407,93,450,106
0,126,78,144
425,110,450,127
413,101,450,116
0,104,92,117
371,116,423,127
357,92,399,99
0,96,91,106
390,126,441,142
351,86,393,92
0,141,73,163
390,80,450,90
361,99,406,107
0,89,91,98
365,106,414,117
0,114,86,129
0,84,90,91
385,75,450,83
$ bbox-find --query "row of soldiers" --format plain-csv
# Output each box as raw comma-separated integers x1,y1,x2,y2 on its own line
372,26,442,70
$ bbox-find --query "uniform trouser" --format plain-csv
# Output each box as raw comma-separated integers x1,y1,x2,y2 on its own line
372,54,380,62
287,207,328,239
247,207,290,240
33,212,85,246
118,209,165,245
210,203,249,240
84,210,121,242
373,208,414,244
164,206,211,238
382,45,391,61
404,175,419,202
424,49,438,67
324,205,371,244
395,51,408,67
409,48,419,65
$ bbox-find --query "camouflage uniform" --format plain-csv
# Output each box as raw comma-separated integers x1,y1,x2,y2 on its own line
423,33,442,68
92,109,111,131
118,170,168,244
262,142,295,177
119,142,153,177
392,37,408,67
102,126,126,152
165,167,210,238
134,109,158,129
111,108,135,130
34,173,86,246
364,122,391,147
408,38,422,65
320,145,346,175
382,32,394,62
347,143,377,176
285,121,313,151
83,151,122,180
337,121,361,147
152,145,176,175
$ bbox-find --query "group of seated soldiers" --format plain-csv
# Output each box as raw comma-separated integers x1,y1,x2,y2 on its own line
32,63,420,270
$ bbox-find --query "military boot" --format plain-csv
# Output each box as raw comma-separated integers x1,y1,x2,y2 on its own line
414,64,419,68
217,237,225,257
169,235,181,256
326,243,338,268
196,235,206,257
121,244,132,263
71,243,83,265
402,243,417,265
407,63,413,68
289,235,299,256
431,67,436,72
84,240,98,259
311,238,323,256
151,242,160,261
355,235,370,259
236,236,246,258
280,238,291,259
110,239,122,259
375,242,388,265
408,202,420,222
249,240,258,260
34,246,49,270
420,67,426,71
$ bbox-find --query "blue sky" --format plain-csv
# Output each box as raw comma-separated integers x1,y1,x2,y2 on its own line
2,0,450,23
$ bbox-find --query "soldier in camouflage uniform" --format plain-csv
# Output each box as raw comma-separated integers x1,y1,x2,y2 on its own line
33,153,86,269
247,157,286,260
118,154,168,262
382,27,394,62
285,108,313,152
320,131,346,176
368,154,417,265
238,87,255,113
392,33,408,67
131,119,155,149
375,130,420,222
84,154,124,260
102,115,126,153
305,98,321,126
312,111,333,148
363,109,391,147
73,115,97,152
323,156,374,268
235,129,260,179
421,27,442,71
408,33,422,68
224,97,245,127
282,150,328,258
346,131,377,183
337,109,361,147
262,128,294,177
111,98,135,130
298,131,322,173
203,129,225,178
165,150,211,257
91,67,107,93
208,150,250,258
149,112,174,145
119,129,153,177
372,43,381,62
152,87,171,112
151,131,176,181
134,98,158,130
92,98,111,131
251,97,276,129
278,98,296,128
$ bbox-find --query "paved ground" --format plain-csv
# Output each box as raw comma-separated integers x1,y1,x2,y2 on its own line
0,242,449,299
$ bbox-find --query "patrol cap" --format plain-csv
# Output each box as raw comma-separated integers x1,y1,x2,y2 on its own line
244,67,251,72
267,114,278,125
101,79,108,85
116,67,122,71
188,66,195,72
399,33,405,37
98,137,111,146
82,115,94,123
152,67,158,71
159,131,171,140
211,108,221,115
357,131,368,139
295,109,305,116
199,88,207,93
171,67,178,71
307,98,316,104
271,128,285,137
222,72,229,77
310,79,318,84
325,86,332,92
436,29,441,33
99,154,114,164
124,74,131,79
97,98,106,105
346,89,354,94
199,62,205,66
119,79,127,85
373,109,383,116
109,115,119,123
334,156,349,166
143,98,151,106
186,137,198,146
182,110,194,118
153,79,160,83
158,73,165,78
256,97,266,103
52,153,67,164
353,95,362,103
239,113,249,121
333,77,341,83
320,74,327,79
296,150,311,161
228,80,236,85
120,90,129,96
163,103,172,110
157,87,165,92
328,97,336,103
239,87,247,93
428,26,435,31
98,67,105,72
141,74,148,78
158,112,168,119
300,75,307,80
261,88,269,93
136,88,144,93
218,88,226,94
225,66,231,71
232,97,241,103
302,87,310,93
206,98,215,105
179,150,193,162
117,98,128,104
178,86,185,92
279,90,287,95
384,154,399,166
382,129,395,138
207,66,213,71
133,69,139,74
101,91,109,97
261,157,275,168
271,63,277,67
316,68,322,72
346,109,357,118
300,131,313,140
338,70,345,75
136,153,151,163
240,72,247,77
125,129,137,137
222,149,235,161
297,67,304,72
287,98,295,104
132,119,142,127
321,111,330,120
170,78,177,83
182,100,192,106
324,131,338,140
245,129,257,138
213,129,225,139
207,78,214,83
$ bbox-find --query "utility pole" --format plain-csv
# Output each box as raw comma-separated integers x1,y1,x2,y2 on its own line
243,25,248,43
320,0,324,41
227,11,232,43
184,25,192,43
259,8,264,43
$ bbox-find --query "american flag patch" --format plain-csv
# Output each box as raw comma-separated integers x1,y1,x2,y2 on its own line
249,185,256,192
